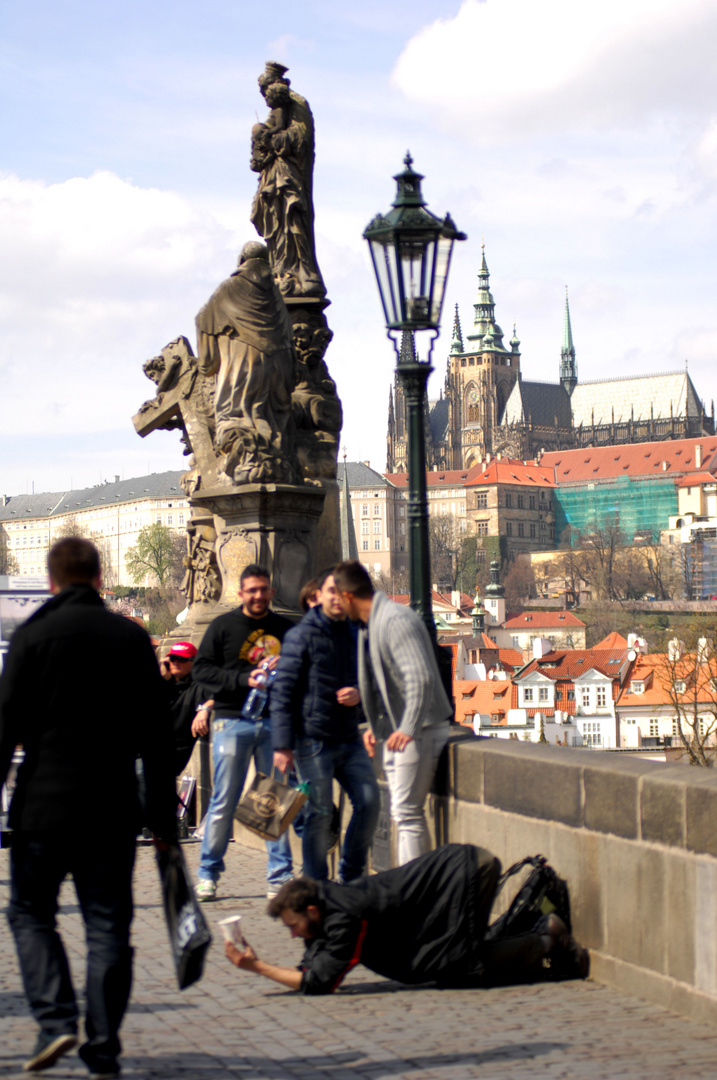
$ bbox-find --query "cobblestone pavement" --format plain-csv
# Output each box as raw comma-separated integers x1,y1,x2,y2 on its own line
2,840,717,1079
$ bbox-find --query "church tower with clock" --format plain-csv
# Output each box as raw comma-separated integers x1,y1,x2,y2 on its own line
442,246,521,468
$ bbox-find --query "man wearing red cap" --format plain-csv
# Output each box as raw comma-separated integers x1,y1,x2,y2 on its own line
160,642,213,774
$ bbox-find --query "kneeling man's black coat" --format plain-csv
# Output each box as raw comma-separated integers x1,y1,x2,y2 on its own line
300,844,500,994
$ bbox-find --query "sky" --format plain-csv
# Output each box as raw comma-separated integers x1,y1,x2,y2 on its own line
2,0,717,495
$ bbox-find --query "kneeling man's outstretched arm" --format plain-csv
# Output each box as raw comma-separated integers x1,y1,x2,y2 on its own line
224,941,302,991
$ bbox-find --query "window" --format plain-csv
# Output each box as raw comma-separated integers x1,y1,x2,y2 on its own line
581,687,590,708
538,686,549,703
506,522,513,536
529,495,535,510
517,494,524,509
529,524,536,538
524,688,534,703
649,719,660,738
583,721,601,746
674,680,686,694
518,523,524,537
361,505,368,516
178,514,185,525
374,540,381,550
567,689,575,700
596,686,607,707
373,504,380,516
362,540,369,551
512,635,520,648
505,493,512,508
475,492,488,509
373,520,381,534
476,521,488,536
167,515,173,525
361,521,369,535
476,548,486,564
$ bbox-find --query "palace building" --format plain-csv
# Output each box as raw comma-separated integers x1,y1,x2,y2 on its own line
386,247,714,472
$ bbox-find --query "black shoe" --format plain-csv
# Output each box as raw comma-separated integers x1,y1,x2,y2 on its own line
78,1043,120,1078
24,1033,77,1072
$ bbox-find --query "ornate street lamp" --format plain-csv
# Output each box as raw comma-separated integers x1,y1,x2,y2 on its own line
364,153,466,636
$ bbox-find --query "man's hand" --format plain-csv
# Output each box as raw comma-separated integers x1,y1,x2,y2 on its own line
191,700,214,737
386,731,413,752
248,667,265,688
274,749,294,774
225,940,257,970
363,729,377,758
336,686,359,707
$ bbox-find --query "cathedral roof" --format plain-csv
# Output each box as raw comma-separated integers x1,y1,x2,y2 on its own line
501,380,573,428
428,397,450,443
570,371,704,428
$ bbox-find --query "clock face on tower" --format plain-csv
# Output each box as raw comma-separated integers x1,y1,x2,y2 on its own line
467,388,478,405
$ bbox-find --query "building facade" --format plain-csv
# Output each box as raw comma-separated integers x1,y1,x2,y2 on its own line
0,472,188,587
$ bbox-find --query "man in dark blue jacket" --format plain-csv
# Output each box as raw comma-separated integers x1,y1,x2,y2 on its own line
271,570,379,882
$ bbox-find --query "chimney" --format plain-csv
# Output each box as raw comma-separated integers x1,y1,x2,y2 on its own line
115,474,120,483
696,443,703,468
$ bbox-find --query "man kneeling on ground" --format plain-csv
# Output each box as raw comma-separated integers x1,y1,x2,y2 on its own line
224,843,587,994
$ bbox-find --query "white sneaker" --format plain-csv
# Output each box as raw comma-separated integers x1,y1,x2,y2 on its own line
195,879,217,902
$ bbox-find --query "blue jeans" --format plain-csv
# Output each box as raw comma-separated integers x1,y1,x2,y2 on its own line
8,828,136,1072
198,717,293,886
295,736,379,882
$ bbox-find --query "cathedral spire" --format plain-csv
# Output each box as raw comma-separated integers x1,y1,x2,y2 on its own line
560,287,577,395
399,329,417,365
450,304,464,354
466,241,505,351
339,449,359,561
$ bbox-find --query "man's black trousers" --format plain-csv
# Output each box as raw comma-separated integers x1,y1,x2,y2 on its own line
7,828,136,1067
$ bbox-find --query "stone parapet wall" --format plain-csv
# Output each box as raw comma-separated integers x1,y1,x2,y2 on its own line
442,737,717,1023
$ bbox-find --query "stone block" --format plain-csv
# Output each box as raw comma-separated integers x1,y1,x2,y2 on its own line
686,773,717,857
450,740,484,804
551,824,606,951
605,837,667,973
481,742,583,826
665,852,695,985
583,758,647,839
640,771,686,848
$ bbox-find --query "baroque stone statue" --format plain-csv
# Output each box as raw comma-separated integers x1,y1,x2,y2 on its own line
250,61,326,300
195,241,302,486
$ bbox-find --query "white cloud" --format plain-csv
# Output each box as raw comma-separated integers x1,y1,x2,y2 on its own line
392,0,717,140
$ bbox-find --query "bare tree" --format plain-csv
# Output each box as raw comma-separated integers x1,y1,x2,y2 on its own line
503,558,536,611
0,543,19,575
428,513,463,590
653,625,717,766
634,539,679,600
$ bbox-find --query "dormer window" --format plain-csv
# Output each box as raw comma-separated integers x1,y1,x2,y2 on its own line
523,688,534,703
674,680,686,694
631,680,645,694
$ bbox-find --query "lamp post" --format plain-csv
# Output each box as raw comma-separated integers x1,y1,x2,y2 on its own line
364,153,466,637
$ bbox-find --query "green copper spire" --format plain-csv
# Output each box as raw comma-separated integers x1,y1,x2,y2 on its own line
466,242,506,352
560,287,577,394
510,321,521,353
450,304,464,354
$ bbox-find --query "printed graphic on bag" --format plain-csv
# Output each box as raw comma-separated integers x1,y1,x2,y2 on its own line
247,789,281,818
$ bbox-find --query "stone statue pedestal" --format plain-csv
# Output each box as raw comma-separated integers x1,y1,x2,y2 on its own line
190,482,326,619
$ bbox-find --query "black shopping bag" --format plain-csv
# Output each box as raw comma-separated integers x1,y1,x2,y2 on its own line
234,770,307,841
155,841,212,990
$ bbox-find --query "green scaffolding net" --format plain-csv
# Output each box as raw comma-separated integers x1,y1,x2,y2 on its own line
554,475,678,544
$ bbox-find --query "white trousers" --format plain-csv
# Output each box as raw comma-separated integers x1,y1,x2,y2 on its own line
382,723,450,866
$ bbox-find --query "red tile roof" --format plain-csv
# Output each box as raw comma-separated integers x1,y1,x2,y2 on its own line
504,611,586,629
385,465,484,488
540,437,717,484
517,648,627,681
454,679,515,726
592,631,629,650
466,460,556,488
677,472,716,488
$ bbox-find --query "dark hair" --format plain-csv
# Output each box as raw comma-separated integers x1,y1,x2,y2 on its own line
333,560,374,599
315,566,336,591
299,578,319,612
48,537,101,588
240,564,271,586
267,877,320,918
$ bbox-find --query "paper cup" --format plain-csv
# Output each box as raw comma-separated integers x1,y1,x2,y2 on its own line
218,915,246,945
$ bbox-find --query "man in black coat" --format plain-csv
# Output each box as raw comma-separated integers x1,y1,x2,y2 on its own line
0,538,177,1077
224,844,584,994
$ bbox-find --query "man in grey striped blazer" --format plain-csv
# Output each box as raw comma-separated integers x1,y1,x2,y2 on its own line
333,561,452,866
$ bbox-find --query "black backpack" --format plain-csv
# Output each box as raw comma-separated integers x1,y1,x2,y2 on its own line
485,854,571,941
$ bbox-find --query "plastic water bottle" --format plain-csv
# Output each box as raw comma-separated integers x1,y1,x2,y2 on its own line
241,660,275,720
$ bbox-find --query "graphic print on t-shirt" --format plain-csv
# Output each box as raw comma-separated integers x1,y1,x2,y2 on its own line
240,629,282,666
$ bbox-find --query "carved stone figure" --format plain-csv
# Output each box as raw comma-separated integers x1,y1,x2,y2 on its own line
195,241,302,486
181,518,221,605
291,315,342,478
250,62,326,300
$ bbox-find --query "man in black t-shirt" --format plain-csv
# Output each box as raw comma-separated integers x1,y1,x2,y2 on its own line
192,564,293,901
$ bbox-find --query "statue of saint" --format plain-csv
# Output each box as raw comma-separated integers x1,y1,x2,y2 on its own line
195,241,302,486
250,62,326,300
